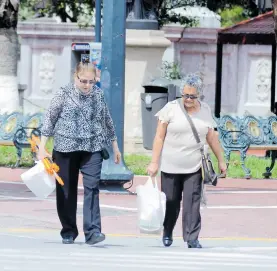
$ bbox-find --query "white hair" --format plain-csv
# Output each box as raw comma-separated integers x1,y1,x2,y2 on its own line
179,72,204,98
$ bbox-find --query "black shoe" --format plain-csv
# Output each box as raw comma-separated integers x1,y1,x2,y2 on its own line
62,236,74,244
86,232,106,245
162,231,173,247
163,236,173,247
187,240,202,249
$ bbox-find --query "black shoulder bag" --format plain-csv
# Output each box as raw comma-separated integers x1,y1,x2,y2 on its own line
178,98,218,186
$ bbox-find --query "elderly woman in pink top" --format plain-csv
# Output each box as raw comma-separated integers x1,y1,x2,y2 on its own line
147,73,227,249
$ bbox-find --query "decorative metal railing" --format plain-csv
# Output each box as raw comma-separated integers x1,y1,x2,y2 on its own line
215,115,277,178
0,112,43,167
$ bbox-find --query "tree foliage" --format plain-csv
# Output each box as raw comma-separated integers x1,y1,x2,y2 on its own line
157,0,265,27
206,0,258,13
156,0,202,27
18,0,201,27
218,5,249,27
18,0,268,28
19,0,95,26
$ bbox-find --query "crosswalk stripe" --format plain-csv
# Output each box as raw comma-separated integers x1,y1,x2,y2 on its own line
0,249,276,261
0,253,275,263
0,253,274,263
1,249,277,269
0,249,277,271
152,250,277,259
0,260,207,270
0,258,276,270
0,260,276,270
0,254,207,270
0,261,206,270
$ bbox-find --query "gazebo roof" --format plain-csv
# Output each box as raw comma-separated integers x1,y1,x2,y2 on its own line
218,11,275,45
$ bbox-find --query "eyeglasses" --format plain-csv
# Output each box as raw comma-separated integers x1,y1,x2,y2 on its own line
182,94,198,100
77,75,96,85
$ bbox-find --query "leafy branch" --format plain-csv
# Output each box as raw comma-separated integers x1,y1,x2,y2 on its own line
160,61,183,80
19,0,95,27
157,0,201,27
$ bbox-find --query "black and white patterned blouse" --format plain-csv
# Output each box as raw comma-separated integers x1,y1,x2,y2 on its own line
41,83,117,153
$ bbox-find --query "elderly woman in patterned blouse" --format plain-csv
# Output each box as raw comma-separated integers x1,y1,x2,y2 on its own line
147,73,227,249
38,62,121,245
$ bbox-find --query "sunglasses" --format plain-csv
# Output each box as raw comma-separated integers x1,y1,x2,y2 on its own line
77,75,96,85
182,94,198,100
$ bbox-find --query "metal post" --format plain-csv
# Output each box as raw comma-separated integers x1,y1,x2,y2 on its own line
215,42,223,118
100,0,134,186
271,42,276,113
95,0,101,42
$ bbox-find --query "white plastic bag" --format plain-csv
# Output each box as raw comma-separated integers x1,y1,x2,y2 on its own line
21,161,56,199
136,177,166,235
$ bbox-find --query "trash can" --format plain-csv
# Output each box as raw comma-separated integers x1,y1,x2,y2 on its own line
141,78,179,150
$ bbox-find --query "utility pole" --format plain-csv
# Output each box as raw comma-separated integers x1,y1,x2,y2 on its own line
273,0,277,42
100,0,134,187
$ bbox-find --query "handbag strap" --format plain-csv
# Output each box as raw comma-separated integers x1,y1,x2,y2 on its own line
177,98,204,155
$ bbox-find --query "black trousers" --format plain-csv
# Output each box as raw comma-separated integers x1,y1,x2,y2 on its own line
52,150,103,241
161,169,202,242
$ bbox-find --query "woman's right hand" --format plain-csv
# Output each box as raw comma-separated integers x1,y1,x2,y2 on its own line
147,162,159,177
37,147,50,161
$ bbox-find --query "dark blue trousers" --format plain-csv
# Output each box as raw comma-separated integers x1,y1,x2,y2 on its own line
52,150,103,241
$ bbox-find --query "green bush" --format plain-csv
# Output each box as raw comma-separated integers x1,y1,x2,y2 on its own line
218,5,249,27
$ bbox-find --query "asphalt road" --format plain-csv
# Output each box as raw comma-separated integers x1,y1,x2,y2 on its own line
1,234,277,271
1,180,277,270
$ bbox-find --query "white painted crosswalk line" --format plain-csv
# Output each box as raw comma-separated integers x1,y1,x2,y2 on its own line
1,248,277,270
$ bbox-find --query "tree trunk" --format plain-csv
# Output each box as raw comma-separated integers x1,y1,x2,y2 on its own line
0,27,19,113
0,0,19,113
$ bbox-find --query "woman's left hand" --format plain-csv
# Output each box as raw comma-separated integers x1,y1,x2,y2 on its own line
114,149,121,164
112,141,121,164
218,161,227,177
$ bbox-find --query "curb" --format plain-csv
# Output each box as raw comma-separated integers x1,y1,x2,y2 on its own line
1,167,277,192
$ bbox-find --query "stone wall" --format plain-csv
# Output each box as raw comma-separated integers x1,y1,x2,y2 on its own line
236,45,275,116
16,19,276,155
163,26,277,117
17,18,93,114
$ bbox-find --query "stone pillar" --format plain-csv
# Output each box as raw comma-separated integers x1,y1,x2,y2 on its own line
124,30,171,154
236,45,277,116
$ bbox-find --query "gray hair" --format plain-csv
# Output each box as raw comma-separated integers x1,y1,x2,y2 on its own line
179,72,204,99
